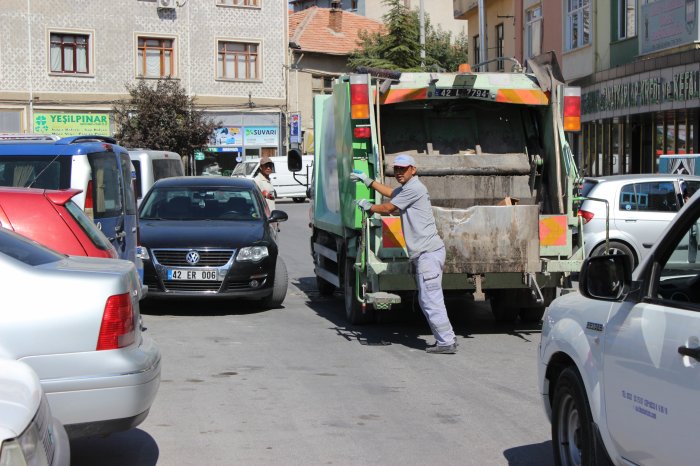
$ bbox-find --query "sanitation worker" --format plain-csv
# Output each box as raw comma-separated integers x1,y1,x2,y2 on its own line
254,155,276,211
350,154,457,354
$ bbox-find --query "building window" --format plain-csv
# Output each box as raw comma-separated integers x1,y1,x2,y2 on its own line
216,0,259,6
618,0,636,39
312,75,334,95
473,34,480,67
495,23,504,71
566,0,590,50
217,42,259,80
50,33,89,74
526,6,542,59
137,37,174,78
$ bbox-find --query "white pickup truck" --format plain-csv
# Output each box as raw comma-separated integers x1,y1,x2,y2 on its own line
539,191,700,466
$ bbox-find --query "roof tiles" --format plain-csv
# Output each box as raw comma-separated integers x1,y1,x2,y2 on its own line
289,7,384,56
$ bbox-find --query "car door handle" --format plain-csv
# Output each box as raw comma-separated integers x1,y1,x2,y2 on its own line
678,345,700,361
625,219,637,222
643,243,653,248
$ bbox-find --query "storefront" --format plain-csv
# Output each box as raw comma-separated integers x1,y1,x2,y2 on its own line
579,52,700,177
200,111,283,176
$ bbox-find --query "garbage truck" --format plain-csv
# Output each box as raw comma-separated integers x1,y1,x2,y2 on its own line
288,53,586,324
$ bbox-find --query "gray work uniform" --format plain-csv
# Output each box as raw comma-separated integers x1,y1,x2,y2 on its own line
391,176,456,347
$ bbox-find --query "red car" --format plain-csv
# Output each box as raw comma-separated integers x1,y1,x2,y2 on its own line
0,187,118,258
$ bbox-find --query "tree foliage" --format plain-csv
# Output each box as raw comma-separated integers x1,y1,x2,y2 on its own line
348,0,469,72
113,79,218,158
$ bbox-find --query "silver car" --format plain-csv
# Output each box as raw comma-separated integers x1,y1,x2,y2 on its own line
0,227,161,438
579,174,700,267
0,359,69,466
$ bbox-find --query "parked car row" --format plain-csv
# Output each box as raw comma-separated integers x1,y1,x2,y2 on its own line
0,136,180,455
0,135,290,458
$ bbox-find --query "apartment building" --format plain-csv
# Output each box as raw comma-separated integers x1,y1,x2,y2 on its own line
0,0,287,165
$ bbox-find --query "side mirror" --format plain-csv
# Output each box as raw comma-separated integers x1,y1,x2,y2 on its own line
269,210,288,222
579,254,632,301
288,148,302,172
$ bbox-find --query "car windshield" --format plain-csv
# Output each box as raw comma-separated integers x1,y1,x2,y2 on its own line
0,228,64,266
140,186,262,221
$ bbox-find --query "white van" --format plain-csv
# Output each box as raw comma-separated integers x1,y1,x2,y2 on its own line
231,155,312,202
128,149,185,205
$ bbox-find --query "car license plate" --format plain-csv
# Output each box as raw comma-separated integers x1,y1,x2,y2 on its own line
167,269,218,280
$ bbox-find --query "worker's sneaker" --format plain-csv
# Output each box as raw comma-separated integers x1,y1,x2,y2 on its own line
426,343,457,354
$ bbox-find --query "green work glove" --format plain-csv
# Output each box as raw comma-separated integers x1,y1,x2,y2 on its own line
356,199,373,212
350,170,373,187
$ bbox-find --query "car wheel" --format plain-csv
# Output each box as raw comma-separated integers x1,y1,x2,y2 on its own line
292,197,306,203
261,256,288,309
489,290,519,323
552,367,597,466
344,257,374,324
592,241,636,268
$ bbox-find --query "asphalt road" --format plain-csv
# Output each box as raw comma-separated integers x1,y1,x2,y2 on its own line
70,199,555,466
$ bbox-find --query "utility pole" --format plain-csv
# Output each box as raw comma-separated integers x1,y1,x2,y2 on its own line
419,0,425,68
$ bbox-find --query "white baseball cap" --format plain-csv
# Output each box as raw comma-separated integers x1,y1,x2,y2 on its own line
393,154,416,167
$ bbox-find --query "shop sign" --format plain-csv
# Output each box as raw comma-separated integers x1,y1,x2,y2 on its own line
582,70,700,115
194,151,205,161
640,0,698,54
290,113,301,144
244,126,278,146
33,113,110,137
211,126,242,146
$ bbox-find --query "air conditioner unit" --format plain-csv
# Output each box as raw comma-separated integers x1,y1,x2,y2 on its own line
157,0,176,10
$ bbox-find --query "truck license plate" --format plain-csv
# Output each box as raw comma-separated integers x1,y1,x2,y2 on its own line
167,269,218,280
434,88,489,98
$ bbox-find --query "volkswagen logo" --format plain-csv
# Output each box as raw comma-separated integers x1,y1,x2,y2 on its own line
185,250,200,265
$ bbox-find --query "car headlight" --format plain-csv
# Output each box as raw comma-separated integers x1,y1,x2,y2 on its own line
236,246,269,262
0,395,53,466
136,246,150,260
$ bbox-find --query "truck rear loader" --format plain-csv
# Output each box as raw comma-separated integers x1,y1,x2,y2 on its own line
289,55,585,325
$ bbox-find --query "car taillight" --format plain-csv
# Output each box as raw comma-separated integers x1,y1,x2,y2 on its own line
578,209,594,224
84,180,94,220
96,293,135,351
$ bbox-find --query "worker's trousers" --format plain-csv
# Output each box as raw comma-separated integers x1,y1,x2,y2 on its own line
412,247,456,346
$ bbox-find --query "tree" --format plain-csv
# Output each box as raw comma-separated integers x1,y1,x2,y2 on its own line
348,0,469,72
112,79,218,160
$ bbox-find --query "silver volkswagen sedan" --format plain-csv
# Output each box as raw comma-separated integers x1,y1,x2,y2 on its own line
0,227,161,438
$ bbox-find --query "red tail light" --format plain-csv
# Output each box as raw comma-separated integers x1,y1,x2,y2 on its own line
84,180,93,209
96,293,135,350
578,209,594,224
84,180,94,219
354,127,371,139
563,87,581,132
350,75,370,120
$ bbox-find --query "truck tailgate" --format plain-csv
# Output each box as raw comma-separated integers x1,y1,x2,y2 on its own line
434,205,540,274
